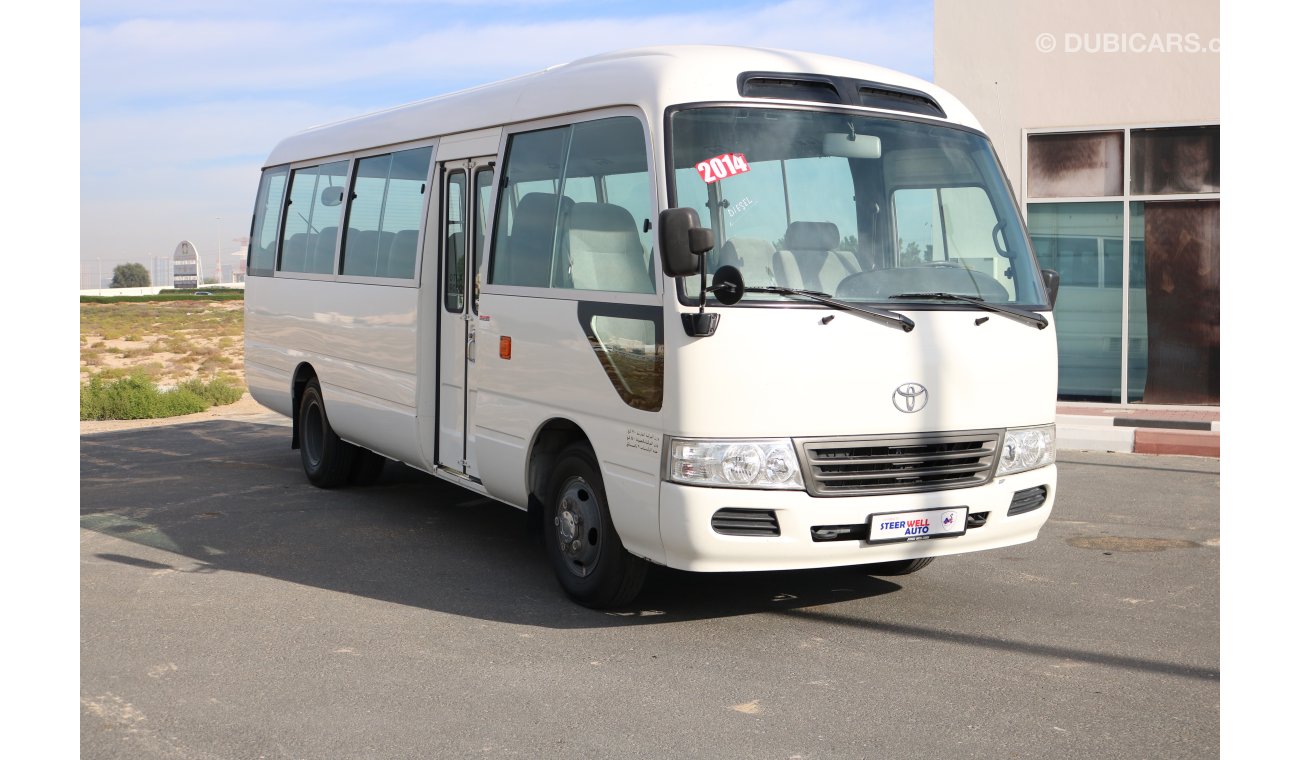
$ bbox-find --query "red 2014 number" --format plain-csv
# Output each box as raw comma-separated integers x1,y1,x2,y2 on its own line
696,153,750,184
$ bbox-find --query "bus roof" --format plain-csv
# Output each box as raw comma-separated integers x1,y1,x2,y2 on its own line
263,45,980,167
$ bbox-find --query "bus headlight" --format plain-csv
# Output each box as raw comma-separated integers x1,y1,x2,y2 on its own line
996,424,1056,476
667,438,805,489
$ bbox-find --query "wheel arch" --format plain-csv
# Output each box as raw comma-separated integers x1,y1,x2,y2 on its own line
290,362,318,450
524,417,594,534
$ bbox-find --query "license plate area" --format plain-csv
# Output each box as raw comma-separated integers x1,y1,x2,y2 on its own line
867,507,969,543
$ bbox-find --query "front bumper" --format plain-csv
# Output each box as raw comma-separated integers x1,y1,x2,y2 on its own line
657,465,1056,572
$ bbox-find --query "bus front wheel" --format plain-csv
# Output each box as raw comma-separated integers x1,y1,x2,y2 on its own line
544,446,647,608
862,557,936,576
298,379,356,488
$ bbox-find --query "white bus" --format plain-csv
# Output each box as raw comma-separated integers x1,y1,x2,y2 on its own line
245,45,1061,608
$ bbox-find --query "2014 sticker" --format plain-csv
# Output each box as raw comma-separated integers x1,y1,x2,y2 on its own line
696,153,750,184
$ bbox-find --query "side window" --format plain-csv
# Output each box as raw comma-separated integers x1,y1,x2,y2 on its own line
563,118,654,293
604,171,654,276
341,146,431,279
893,187,998,260
248,166,287,277
472,168,494,312
489,128,568,288
894,188,942,265
443,171,467,312
489,116,653,294
280,160,348,274
892,186,1008,291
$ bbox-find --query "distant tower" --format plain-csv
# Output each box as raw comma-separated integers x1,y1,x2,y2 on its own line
174,241,202,289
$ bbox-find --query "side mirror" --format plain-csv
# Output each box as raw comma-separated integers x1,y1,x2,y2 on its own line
1040,268,1060,308
659,208,713,277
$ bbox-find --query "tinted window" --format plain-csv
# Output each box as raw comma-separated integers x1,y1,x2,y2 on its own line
341,146,431,279
489,116,653,294
280,160,348,274
248,166,287,277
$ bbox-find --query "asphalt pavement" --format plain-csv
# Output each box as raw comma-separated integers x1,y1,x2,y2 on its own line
81,419,1219,759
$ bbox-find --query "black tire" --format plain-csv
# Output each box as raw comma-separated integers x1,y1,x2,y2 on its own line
298,379,356,488
349,449,387,486
544,445,648,608
862,557,936,576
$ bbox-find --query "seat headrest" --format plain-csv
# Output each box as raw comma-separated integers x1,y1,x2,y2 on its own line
515,192,572,224
569,202,638,234
784,221,840,250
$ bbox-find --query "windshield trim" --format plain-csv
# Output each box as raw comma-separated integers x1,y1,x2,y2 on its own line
663,102,1051,312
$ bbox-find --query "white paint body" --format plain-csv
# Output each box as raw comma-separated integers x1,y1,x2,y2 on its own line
246,45,1058,574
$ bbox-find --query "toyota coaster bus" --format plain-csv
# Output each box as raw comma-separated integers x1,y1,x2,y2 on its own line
244,45,1061,608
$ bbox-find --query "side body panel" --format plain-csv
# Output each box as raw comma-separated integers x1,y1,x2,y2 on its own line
472,293,666,564
245,276,425,468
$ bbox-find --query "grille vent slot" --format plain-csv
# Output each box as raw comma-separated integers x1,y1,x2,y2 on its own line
798,430,1001,497
711,508,780,537
1008,486,1049,516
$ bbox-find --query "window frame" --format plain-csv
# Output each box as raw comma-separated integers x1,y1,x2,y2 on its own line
265,137,438,287
480,106,661,307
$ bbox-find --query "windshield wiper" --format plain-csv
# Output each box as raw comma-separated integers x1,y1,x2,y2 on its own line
890,292,1049,330
746,286,914,332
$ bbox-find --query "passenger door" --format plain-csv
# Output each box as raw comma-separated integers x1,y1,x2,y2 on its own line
437,159,494,477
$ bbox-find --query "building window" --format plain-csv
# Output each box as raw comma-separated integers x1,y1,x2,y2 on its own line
1026,125,1219,404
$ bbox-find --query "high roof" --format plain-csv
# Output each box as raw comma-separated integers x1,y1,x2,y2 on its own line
264,45,980,167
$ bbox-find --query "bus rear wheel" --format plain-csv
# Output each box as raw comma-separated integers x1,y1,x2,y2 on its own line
298,379,356,488
544,446,647,608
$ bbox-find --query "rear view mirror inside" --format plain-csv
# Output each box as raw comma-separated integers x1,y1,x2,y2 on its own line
823,132,881,159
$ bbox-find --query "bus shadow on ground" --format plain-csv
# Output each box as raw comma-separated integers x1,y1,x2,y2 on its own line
81,421,902,629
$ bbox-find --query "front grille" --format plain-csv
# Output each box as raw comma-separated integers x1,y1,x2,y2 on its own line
1008,486,1049,516
798,430,1002,497
711,508,781,537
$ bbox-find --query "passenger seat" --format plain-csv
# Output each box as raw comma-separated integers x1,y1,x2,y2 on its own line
718,238,778,288
566,202,654,293
772,221,859,293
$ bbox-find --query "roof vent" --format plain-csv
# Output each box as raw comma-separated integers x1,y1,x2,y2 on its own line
857,83,945,118
739,75,842,104
738,72,946,119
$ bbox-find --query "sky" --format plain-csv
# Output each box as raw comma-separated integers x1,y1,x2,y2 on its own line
79,0,934,288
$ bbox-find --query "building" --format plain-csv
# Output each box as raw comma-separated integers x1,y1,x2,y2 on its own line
936,0,1219,405
173,240,202,289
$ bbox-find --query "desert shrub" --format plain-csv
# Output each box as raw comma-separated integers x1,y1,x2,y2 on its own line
177,376,243,407
81,375,209,420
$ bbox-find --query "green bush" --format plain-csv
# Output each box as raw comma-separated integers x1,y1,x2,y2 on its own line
81,375,244,420
178,376,243,406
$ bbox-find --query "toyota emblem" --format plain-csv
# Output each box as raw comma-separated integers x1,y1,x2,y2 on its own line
893,383,928,413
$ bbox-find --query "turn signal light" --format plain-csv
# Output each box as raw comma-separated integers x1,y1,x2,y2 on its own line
500,336,512,360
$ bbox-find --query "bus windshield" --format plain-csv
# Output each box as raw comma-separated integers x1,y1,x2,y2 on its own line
669,107,1047,308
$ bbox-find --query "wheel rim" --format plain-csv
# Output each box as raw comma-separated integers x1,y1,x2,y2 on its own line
554,476,602,578
303,397,325,468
